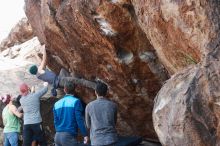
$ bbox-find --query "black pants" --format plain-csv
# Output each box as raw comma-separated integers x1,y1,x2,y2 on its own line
23,123,47,146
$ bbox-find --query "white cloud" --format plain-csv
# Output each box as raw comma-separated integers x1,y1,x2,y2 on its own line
0,0,25,42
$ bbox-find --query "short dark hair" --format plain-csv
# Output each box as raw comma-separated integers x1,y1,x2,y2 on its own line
95,81,108,96
64,81,75,94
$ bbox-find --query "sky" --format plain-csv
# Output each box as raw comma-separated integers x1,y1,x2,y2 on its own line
0,0,25,42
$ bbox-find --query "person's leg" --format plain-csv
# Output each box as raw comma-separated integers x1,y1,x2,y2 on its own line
32,140,37,146
32,134,39,146
57,68,70,88
59,68,82,78
59,68,70,77
7,132,19,146
54,132,62,146
58,76,96,89
3,133,10,146
23,124,33,146
32,123,47,146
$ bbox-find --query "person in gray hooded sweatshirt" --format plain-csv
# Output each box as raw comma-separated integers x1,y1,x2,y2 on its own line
19,82,48,146
85,81,118,146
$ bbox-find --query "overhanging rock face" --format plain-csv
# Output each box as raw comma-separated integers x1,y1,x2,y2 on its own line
25,0,168,139
24,0,220,144
131,0,208,74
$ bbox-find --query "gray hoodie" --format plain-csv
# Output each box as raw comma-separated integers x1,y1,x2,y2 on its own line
85,97,118,146
20,87,48,125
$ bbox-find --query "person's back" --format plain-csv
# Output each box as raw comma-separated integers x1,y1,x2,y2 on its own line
53,81,88,146
86,81,118,146
86,98,117,145
54,95,82,134
20,85,48,125
19,82,48,146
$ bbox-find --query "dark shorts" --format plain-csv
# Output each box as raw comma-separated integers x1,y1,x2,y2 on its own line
23,123,47,146
32,135,38,142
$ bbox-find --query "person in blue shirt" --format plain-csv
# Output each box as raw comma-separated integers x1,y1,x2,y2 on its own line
28,45,96,96
53,81,89,146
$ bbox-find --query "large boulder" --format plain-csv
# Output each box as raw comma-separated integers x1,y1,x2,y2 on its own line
0,18,34,51
25,0,168,139
151,1,220,145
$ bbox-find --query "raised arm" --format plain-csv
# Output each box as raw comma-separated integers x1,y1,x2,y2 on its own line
9,104,23,118
38,45,47,73
33,82,48,98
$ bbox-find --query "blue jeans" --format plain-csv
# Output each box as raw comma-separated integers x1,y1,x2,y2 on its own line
55,132,80,146
4,132,19,146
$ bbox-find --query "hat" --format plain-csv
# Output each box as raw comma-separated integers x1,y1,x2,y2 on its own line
20,83,29,96
29,65,38,75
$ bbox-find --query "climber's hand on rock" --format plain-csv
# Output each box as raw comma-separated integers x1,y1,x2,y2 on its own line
41,44,45,51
